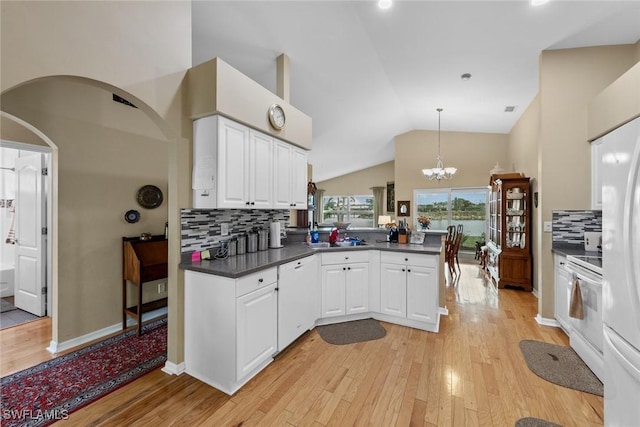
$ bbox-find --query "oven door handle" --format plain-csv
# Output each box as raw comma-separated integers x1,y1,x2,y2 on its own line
566,265,602,287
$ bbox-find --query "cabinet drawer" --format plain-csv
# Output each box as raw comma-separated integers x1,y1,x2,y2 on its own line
237,267,277,297
321,251,369,265
380,252,436,268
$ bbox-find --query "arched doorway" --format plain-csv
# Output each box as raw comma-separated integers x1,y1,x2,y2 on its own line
1,75,179,359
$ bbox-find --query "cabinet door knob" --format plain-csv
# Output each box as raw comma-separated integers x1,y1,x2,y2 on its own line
404,258,408,262
560,262,565,265
250,202,255,206
343,267,346,271
348,267,351,270
408,269,411,272
402,268,406,272
245,201,251,206
258,278,263,283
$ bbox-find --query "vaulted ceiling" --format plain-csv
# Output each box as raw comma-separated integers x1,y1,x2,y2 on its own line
192,1,640,182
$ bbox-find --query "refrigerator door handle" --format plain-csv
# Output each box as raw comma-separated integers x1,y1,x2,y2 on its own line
605,326,640,381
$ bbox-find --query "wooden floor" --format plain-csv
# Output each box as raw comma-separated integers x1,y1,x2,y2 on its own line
0,262,603,426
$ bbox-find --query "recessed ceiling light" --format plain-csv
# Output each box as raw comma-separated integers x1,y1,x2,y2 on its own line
461,73,472,81
378,0,392,10
531,0,550,6
504,106,517,113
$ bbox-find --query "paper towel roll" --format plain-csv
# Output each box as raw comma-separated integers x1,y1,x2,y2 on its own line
269,222,282,248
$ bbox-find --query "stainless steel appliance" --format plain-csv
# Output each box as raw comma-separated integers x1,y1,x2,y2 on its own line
566,254,603,381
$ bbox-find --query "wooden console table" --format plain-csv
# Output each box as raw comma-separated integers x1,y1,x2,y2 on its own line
122,235,168,336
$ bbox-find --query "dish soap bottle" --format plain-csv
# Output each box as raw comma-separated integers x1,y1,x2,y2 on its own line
306,229,312,244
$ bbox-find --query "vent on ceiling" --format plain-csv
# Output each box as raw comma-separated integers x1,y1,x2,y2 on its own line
112,94,138,109
504,106,517,113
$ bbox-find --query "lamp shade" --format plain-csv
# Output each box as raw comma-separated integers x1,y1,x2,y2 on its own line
378,215,391,227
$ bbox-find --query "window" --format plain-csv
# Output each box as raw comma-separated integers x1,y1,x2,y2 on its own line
322,195,374,227
414,187,488,252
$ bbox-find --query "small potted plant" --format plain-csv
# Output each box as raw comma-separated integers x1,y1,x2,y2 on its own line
418,216,431,230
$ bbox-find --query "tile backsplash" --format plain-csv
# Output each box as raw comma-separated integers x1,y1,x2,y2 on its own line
181,209,290,254
552,210,602,245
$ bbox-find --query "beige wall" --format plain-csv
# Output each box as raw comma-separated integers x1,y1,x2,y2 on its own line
318,160,394,201
588,61,640,139
536,44,636,319
187,58,313,150
1,1,191,363
394,129,509,224
2,80,169,341
1,116,49,147
508,94,541,291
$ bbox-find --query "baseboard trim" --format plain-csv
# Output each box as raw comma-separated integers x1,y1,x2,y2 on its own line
535,314,559,328
162,361,185,376
438,306,449,316
47,307,168,354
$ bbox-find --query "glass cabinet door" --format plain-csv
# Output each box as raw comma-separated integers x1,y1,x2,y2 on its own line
505,186,526,249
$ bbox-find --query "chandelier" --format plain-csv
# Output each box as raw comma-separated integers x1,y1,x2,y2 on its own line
422,108,457,181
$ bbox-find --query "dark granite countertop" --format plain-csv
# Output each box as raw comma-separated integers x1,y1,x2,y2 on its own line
181,241,442,278
552,243,601,258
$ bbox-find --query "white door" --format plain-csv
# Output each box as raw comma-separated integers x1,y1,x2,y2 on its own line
14,153,46,316
345,263,369,315
249,130,273,209
218,117,249,208
380,263,406,318
321,264,346,318
406,266,437,324
291,147,308,208
236,283,277,380
273,141,293,209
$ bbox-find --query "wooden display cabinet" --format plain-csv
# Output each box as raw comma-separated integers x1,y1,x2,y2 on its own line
487,175,532,291
122,235,168,335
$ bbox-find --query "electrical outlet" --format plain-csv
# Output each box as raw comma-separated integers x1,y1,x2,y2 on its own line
158,282,166,293
221,222,229,236
544,221,552,232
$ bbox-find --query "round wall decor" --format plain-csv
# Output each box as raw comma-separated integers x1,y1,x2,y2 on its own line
136,185,163,209
124,209,141,223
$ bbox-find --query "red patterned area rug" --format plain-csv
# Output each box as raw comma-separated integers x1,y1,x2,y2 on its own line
1,318,167,427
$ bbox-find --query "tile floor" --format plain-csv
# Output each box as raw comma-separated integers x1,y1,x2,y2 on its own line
0,297,39,329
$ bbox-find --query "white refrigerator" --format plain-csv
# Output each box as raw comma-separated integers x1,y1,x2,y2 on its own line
601,116,640,426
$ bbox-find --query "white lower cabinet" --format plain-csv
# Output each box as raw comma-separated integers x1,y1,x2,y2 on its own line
320,251,369,318
379,252,439,331
236,284,278,379
184,268,277,395
184,248,442,396
380,263,407,318
554,254,571,334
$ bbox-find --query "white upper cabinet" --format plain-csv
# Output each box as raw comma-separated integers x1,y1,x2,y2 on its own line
193,115,307,209
217,117,251,208
591,138,603,210
273,140,308,209
291,147,308,208
248,130,273,209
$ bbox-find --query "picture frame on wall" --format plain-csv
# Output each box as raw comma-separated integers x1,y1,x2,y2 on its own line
386,182,395,212
397,200,410,217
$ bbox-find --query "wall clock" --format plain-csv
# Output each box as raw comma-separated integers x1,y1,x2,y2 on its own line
268,104,286,130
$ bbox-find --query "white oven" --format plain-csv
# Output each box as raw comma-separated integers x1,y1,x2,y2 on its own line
566,255,603,381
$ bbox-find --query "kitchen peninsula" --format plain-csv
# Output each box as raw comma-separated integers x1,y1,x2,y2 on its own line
180,233,446,395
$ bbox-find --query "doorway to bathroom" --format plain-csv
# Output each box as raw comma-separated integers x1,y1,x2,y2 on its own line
0,141,52,329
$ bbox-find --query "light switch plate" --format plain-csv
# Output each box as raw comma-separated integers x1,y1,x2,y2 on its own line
543,221,552,232
221,223,229,236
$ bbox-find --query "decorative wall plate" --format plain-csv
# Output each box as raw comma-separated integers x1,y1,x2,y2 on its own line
125,209,141,223
136,185,163,209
